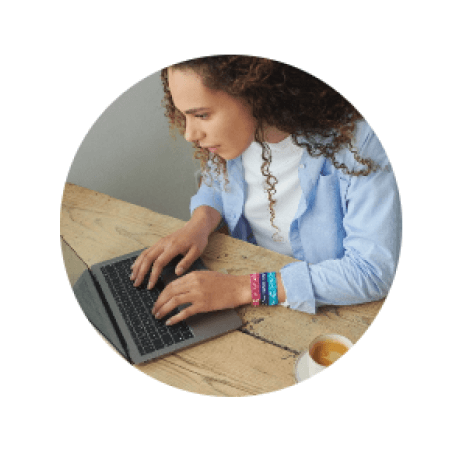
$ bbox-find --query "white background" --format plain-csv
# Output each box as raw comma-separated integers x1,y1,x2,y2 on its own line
2,1,468,448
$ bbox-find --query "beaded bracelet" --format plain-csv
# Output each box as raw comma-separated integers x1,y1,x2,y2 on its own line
250,272,278,306
267,272,278,305
260,273,269,305
249,273,260,306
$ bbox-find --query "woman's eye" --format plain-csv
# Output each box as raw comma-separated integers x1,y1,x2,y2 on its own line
195,113,209,119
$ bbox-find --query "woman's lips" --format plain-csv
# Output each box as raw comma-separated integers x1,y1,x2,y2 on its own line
206,147,218,153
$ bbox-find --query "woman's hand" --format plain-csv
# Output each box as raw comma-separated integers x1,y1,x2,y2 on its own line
130,221,210,290
131,206,221,289
152,271,251,325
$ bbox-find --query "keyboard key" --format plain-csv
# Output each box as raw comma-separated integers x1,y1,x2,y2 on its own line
153,338,165,350
161,333,174,346
172,333,185,343
182,330,194,339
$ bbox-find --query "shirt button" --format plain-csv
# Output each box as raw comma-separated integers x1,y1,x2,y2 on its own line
299,164,305,169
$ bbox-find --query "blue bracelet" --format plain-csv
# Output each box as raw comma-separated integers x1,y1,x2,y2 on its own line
260,272,269,305
267,272,278,305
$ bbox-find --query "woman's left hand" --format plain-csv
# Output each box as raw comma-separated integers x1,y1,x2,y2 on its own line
152,271,251,325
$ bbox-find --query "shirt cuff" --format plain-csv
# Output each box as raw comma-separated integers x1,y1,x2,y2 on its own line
279,261,316,314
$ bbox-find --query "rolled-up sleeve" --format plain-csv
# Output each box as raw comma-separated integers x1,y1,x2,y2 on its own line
189,181,224,217
280,261,316,312
281,124,402,313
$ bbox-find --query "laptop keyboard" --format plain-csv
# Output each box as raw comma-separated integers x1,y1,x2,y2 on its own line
100,256,194,356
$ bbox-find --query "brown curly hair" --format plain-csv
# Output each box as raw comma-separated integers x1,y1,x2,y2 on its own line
161,55,379,240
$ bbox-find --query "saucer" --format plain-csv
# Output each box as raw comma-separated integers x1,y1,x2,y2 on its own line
294,351,316,382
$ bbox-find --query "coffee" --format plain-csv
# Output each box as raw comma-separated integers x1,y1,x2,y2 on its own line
309,339,349,367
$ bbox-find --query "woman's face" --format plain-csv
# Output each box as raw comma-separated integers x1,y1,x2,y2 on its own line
167,67,257,160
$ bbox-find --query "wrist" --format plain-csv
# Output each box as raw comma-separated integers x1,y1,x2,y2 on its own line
244,272,287,306
236,274,254,307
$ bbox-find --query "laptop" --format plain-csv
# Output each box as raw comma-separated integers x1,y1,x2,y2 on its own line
73,249,243,364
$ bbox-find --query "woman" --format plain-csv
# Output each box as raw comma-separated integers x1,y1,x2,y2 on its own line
130,55,402,326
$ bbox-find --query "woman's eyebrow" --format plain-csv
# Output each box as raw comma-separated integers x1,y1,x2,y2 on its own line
184,107,209,115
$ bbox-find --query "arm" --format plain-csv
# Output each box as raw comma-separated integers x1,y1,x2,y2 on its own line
190,205,223,238
153,270,288,325
280,125,402,313
131,163,225,287
151,174,290,323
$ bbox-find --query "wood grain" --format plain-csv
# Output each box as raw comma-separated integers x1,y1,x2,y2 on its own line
60,183,384,395
138,331,297,396
238,300,384,354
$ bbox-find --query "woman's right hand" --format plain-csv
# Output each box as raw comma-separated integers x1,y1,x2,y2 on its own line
130,220,210,290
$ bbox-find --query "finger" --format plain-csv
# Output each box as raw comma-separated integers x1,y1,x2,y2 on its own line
130,249,146,271
152,280,191,316
152,278,187,315
147,248,185,290
129,249,149,279
165,304,199,326
151,277,177,314
133,247,164,287
130,247,156,281
175,246,200,276
154,292,192,321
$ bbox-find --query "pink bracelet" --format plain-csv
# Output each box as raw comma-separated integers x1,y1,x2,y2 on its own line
250,273,261,306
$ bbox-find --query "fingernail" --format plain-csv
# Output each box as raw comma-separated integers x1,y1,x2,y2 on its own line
165,319,172,326
129,273,134,280
155,312,160,319
176,267,183,275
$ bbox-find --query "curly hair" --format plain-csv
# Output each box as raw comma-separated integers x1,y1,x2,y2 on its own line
161,55,379,240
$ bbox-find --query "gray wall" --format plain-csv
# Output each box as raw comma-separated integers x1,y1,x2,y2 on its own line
66,71,199,221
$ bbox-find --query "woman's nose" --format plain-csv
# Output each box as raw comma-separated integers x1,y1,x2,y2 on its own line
184,118,204,143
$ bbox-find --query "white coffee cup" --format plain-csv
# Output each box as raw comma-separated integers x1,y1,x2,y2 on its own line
294,334,354,382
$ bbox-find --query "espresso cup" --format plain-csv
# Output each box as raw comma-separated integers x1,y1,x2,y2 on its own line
294,334,353,381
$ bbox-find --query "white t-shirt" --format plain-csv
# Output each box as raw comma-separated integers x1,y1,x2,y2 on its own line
242,135,303,258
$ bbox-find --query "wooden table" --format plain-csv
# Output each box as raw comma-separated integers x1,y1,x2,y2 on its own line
60,183,384,396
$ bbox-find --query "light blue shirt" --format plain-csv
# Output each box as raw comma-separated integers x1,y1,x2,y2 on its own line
190,120,402,314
